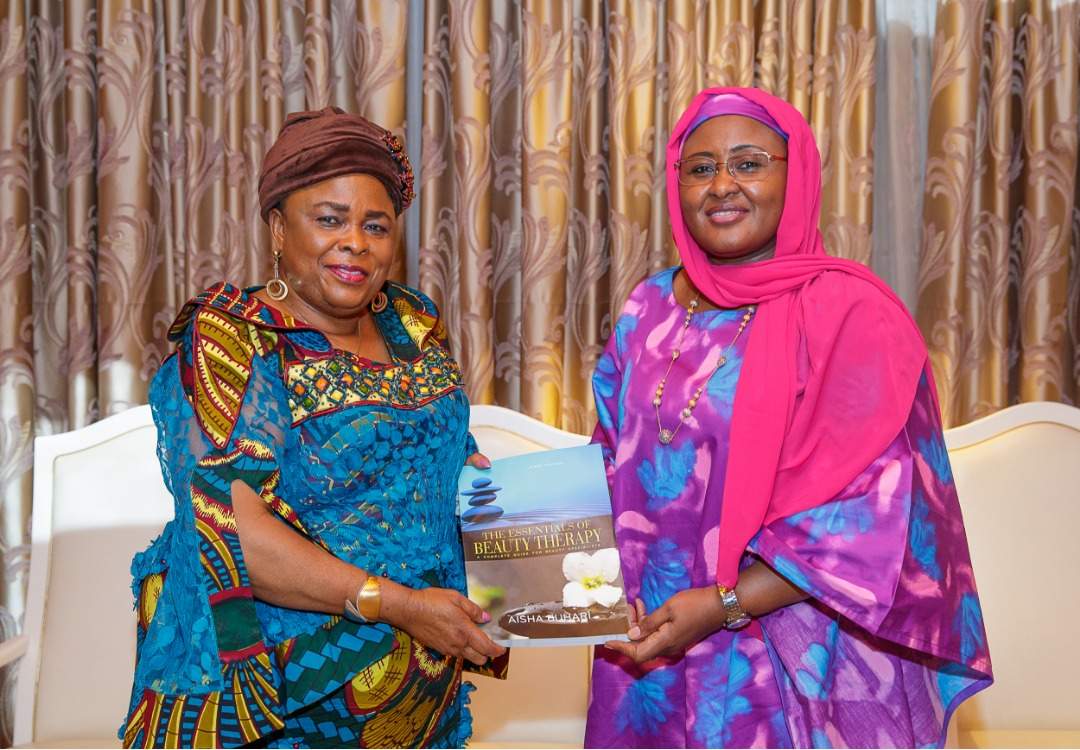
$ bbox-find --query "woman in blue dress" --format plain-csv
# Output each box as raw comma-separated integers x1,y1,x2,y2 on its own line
120,108,505,748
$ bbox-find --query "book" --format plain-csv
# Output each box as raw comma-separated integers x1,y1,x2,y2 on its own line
458,443,631,648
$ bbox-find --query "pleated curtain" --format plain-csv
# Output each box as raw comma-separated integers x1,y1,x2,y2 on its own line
418,0,876,432
917,0,1080,426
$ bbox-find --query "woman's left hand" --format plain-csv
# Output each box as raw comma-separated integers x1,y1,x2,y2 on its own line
603,587,725,664
465,452,492,469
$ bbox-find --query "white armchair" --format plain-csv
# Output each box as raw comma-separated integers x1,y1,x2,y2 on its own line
944,402,1080,748
3,401,1079,748
9,405,167,748
3,403,589,748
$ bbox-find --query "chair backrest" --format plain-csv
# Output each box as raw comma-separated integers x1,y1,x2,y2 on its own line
17,405,171,747
463,406,591,748
944,401,1080,737
27,398,1071,746
15,402,591,748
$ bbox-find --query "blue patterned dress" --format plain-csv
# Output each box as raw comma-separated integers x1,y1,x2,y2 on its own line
120,282,497,749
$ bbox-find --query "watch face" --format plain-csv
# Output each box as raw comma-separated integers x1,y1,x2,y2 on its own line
727,614,752,630
719,589,749,629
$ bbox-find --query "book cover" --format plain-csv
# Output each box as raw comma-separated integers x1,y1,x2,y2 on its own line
458,443,631,648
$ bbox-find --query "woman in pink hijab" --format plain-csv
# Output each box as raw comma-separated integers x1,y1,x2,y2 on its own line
587,87,992,748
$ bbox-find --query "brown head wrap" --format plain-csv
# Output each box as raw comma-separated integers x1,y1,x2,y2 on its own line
257,107,415,221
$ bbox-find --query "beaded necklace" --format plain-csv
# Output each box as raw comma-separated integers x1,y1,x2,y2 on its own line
652,299,755,445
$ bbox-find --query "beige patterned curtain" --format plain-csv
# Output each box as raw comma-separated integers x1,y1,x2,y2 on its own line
418,0,877,433
0,1,406,742
918,0,1080,427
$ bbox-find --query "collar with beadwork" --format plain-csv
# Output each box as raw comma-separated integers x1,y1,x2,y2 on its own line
167,281,448,357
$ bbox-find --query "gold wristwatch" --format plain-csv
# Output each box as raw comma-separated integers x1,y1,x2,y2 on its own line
344,575,382,623
716,584,751,630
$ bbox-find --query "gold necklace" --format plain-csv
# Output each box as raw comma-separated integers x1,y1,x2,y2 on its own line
653,299,755,445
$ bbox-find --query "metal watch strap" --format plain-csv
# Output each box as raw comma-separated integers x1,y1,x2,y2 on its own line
717,584,751,630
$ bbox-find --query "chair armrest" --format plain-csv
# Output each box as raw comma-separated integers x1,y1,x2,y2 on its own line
0,634,27,668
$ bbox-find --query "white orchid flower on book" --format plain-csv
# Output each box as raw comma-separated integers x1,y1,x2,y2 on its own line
562,548,623,608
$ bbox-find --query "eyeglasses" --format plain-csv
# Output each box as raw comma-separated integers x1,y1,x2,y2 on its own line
674,150,787,186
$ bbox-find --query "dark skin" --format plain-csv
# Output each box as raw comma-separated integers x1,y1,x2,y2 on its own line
678,114,789,268
604,116,808,665
233,173,503,666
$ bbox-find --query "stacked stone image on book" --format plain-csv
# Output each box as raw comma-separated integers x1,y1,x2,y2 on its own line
461,477,503,523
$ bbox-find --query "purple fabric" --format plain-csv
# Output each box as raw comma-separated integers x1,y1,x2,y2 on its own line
584,269,992,748
682,93,788,145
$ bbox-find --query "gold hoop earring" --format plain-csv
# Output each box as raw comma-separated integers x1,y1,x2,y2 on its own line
266,250,289,301
370,291,388,313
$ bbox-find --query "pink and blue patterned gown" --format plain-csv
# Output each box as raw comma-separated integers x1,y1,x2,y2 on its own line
585,268,992,748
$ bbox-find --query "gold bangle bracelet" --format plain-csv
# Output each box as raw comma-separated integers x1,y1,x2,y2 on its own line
357,575,382,621
344,575,382,623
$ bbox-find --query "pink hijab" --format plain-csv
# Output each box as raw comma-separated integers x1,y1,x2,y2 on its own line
668,87,931,587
